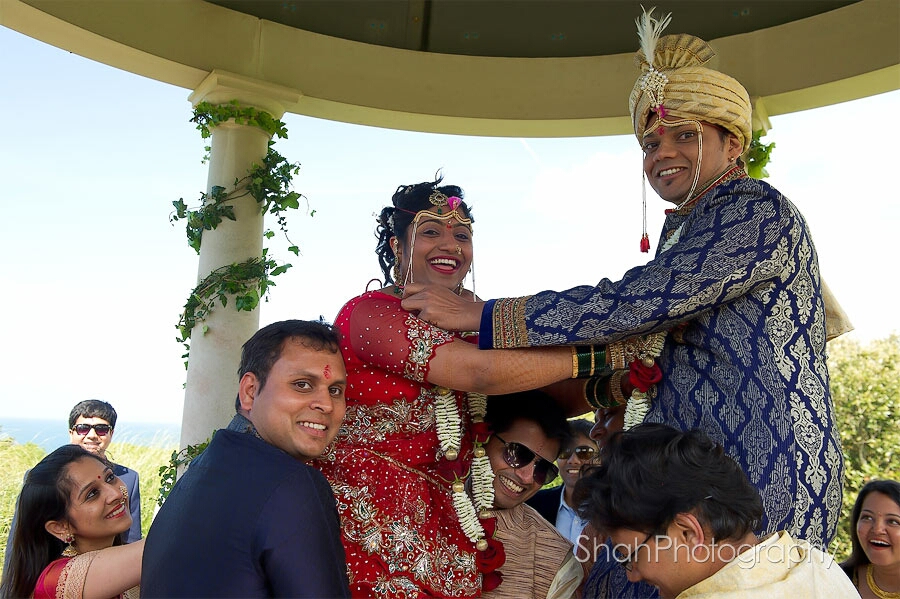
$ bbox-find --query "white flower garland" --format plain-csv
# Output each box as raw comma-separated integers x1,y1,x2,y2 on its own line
434,387,495,550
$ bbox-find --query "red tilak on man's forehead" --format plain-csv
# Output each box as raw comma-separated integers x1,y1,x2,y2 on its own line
323,364,332,379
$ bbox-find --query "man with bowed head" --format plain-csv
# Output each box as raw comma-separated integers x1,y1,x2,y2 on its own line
141,320,350,598
575,424,858,598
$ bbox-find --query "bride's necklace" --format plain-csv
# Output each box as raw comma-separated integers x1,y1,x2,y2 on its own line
867,565,900,599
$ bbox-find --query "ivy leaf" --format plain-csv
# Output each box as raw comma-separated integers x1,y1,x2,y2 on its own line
172,199,188,219
288,245,299,255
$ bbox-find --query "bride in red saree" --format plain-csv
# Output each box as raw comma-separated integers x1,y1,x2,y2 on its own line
312,176,582,598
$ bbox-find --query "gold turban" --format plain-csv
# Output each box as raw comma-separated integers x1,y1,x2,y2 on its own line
628,31,752,152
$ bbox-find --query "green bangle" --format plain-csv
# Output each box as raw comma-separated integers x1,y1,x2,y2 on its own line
585,374,612,409
573,345,608,378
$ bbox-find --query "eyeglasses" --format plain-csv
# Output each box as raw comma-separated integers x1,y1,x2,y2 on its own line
614,533,654,572
558,445,598,461
72,423,112,437
493,434,559,485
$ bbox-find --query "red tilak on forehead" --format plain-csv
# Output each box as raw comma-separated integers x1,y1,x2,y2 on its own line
657,126,665,135
323,364,332,379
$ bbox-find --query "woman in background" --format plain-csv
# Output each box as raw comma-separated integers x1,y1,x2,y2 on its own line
841,480,900,598
0,445,143,599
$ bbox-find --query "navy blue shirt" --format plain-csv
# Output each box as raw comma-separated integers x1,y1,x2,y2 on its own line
141,426,350,598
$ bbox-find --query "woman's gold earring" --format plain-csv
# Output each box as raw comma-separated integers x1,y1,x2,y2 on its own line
62,533,77,557
392,251,404,285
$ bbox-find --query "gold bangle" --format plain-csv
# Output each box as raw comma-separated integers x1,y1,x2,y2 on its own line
609,369,628,405
571,346,579,379
607,342,623,370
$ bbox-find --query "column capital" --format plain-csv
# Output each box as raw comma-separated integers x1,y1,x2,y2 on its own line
189,69,302,120
751,96,772,135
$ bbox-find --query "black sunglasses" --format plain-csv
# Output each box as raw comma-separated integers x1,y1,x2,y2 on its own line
494,434,559,485
72,423,112,437
558,445,598,461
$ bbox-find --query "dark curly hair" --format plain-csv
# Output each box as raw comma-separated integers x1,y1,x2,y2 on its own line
574,423,763,541
374,172,473,285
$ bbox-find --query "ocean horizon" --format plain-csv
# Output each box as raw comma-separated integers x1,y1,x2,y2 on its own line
0,417,180,453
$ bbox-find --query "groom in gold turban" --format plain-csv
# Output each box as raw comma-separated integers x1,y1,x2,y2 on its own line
404,14,844,595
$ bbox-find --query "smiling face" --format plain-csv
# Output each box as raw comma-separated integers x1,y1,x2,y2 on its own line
240,338,347,462
69,416,114,457
47,456,131,554
487,418,560,509
857,491,900,568
395,211,473,289
558,432,597,490
641,117,741,204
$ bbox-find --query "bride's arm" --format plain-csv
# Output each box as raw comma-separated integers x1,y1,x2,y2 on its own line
426,338,574,395
349,294,601,396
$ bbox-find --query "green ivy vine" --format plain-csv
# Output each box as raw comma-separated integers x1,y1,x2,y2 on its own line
157,435,211,506
171,101,310,366
746,129,775,179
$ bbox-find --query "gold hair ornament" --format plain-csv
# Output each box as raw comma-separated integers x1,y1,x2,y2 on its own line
402,190,473,292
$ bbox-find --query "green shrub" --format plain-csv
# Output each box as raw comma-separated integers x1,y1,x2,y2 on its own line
829,334,900,561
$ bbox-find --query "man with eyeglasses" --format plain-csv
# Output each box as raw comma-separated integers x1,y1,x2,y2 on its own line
527,419,599,545
3,400,142,576
480,390,582,599
576,424,858,599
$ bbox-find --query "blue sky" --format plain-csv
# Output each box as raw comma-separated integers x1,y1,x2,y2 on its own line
1,26,898,425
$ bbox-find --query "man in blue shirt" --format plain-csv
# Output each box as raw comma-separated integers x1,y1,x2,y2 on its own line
141,320,351,598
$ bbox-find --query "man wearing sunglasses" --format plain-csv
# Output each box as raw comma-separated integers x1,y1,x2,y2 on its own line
481,391,582,599
527,419,599,545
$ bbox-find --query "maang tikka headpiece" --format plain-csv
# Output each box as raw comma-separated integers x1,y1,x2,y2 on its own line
396,188,474,294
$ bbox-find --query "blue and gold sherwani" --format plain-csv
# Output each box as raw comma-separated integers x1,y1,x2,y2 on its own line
481,173,843,550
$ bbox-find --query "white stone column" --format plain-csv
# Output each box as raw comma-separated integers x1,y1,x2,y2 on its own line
180,71,301,447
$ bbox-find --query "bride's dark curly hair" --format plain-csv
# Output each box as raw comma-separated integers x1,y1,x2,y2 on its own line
375,173,473,285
